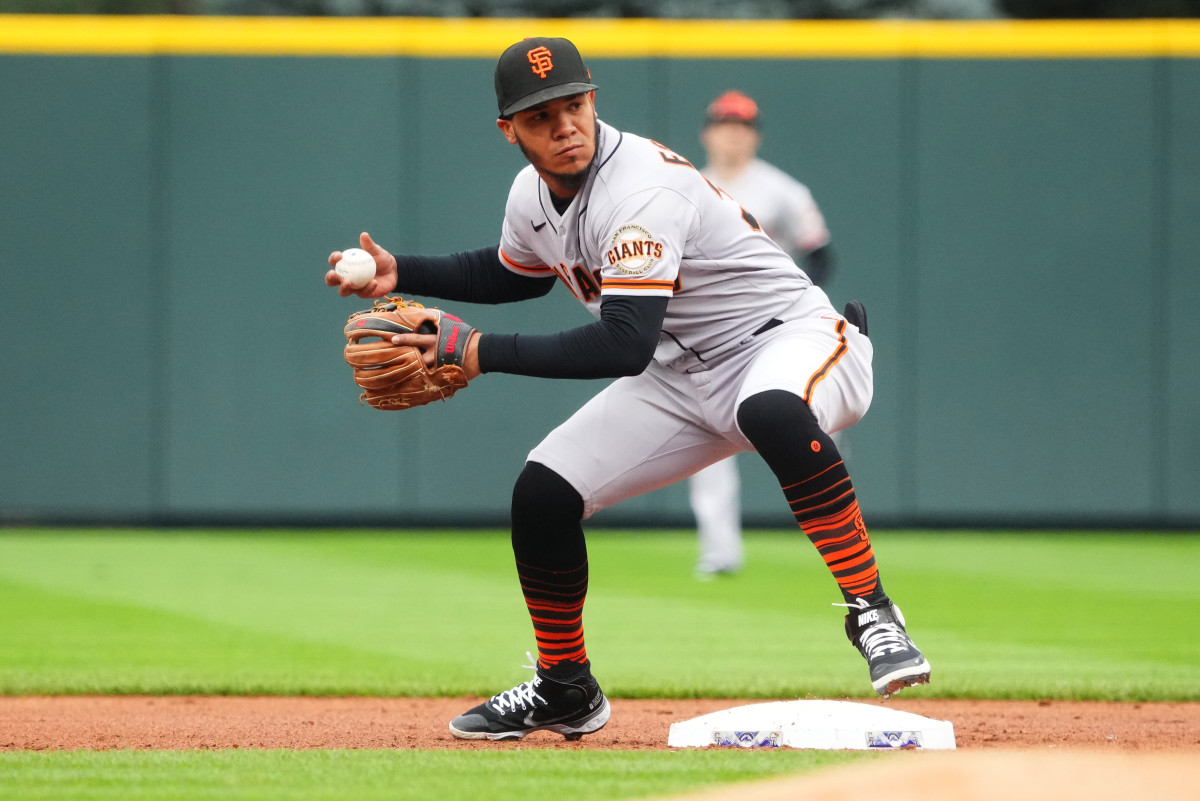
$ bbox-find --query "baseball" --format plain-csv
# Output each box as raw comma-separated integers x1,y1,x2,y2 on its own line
335,248,376,289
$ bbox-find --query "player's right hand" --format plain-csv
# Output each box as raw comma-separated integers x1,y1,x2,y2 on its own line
325,231,399,298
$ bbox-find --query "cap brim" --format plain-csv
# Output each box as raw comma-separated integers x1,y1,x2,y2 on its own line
706,116,758,126
501,82,598,117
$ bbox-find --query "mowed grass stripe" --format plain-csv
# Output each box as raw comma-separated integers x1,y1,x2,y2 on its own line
0,579,462,695
0,749,870,801
0,529,1196,700
0,531,533,693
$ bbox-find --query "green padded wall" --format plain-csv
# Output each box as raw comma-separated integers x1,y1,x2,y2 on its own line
0,56,160,518
911,59,1160,523
1166,59,1200,523
0,30,1195,527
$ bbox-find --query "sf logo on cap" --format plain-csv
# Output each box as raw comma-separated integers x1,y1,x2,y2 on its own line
527,46,554,78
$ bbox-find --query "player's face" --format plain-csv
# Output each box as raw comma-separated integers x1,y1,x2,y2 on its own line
498,93,598,196
700,121,760,167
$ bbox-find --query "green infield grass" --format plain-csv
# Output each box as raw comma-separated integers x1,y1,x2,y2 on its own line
0,748,868,801
0,527,1196,800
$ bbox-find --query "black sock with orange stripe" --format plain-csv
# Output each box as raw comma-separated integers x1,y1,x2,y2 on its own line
511,461,590,670
737,390,888,605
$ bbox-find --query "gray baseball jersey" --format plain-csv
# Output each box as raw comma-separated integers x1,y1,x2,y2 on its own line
498,120,817,371
496,120,871,517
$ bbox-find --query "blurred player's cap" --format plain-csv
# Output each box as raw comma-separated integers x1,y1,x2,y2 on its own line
495,37,598,119
705,90,760,127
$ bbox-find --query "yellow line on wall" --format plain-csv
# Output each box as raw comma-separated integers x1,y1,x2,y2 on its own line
1,15,1200,57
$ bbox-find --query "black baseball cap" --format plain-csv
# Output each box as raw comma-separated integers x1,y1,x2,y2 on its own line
495,37,598,119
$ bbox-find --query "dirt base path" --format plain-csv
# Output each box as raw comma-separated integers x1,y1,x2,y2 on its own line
653,749,1200,801
2,696,1197,752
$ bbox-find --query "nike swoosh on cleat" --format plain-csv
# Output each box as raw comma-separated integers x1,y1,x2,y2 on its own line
531,220,548,232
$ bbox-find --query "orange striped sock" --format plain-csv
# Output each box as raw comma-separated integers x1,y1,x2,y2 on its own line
783,461,884,603
516,557,588,669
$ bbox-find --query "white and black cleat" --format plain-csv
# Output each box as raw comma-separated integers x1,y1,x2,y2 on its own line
449,654,610,741
840,597,931,698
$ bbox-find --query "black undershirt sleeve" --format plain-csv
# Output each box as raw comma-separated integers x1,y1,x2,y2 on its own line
396,246,556,304
396,243,669,379
478,294,669,379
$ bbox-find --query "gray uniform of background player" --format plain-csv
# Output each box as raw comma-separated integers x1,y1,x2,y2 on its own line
690,90,834,578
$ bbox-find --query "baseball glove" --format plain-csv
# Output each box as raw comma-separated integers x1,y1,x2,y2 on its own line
343,297,476,410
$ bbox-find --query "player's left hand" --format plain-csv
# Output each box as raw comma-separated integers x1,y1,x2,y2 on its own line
343,298,479,410
390,330,482,380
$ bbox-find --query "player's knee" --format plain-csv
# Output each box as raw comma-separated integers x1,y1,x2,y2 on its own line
511,462,586,566
737,389,839,478
512,461,584,526
737,390,820,445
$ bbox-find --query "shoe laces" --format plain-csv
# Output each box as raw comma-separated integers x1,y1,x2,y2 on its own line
834,599,913,659
488,652,547,714
857,622,913,659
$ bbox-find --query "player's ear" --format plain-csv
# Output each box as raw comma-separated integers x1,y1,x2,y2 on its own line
497,118,518,144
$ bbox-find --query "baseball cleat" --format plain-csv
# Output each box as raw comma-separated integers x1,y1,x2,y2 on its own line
839,597,931,698
449,656,610,741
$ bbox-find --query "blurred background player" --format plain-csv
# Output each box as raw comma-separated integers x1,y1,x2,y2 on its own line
688,89,835,579
700,90,833,282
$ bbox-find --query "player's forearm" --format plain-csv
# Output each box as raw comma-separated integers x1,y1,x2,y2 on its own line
397,246,556,304
477,295,668,379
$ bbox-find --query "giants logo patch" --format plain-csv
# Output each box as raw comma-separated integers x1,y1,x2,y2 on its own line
605,225,663,275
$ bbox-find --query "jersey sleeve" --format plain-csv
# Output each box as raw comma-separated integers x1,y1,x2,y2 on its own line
783,181,831,255
498,172,557,280
594,187,697,299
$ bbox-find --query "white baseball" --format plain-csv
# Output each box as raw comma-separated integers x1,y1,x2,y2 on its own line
336,248,376,289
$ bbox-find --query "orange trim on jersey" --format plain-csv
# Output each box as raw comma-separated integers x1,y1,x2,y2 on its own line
499,248,554,276
802,319,849,403
602,278,676,292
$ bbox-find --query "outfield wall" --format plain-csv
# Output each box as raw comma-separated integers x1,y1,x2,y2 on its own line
1,17,1197,527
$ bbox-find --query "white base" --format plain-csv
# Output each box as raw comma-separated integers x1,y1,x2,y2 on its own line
667,700,956,751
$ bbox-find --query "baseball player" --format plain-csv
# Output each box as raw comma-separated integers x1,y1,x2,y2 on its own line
689,90,836,579
700,89,833,284
325,37,930,741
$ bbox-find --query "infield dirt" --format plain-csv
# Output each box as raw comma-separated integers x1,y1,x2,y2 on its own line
6,696,1198,801
2,696,1197,752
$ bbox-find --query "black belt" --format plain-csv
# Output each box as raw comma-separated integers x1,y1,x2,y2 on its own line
753,318,783,337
